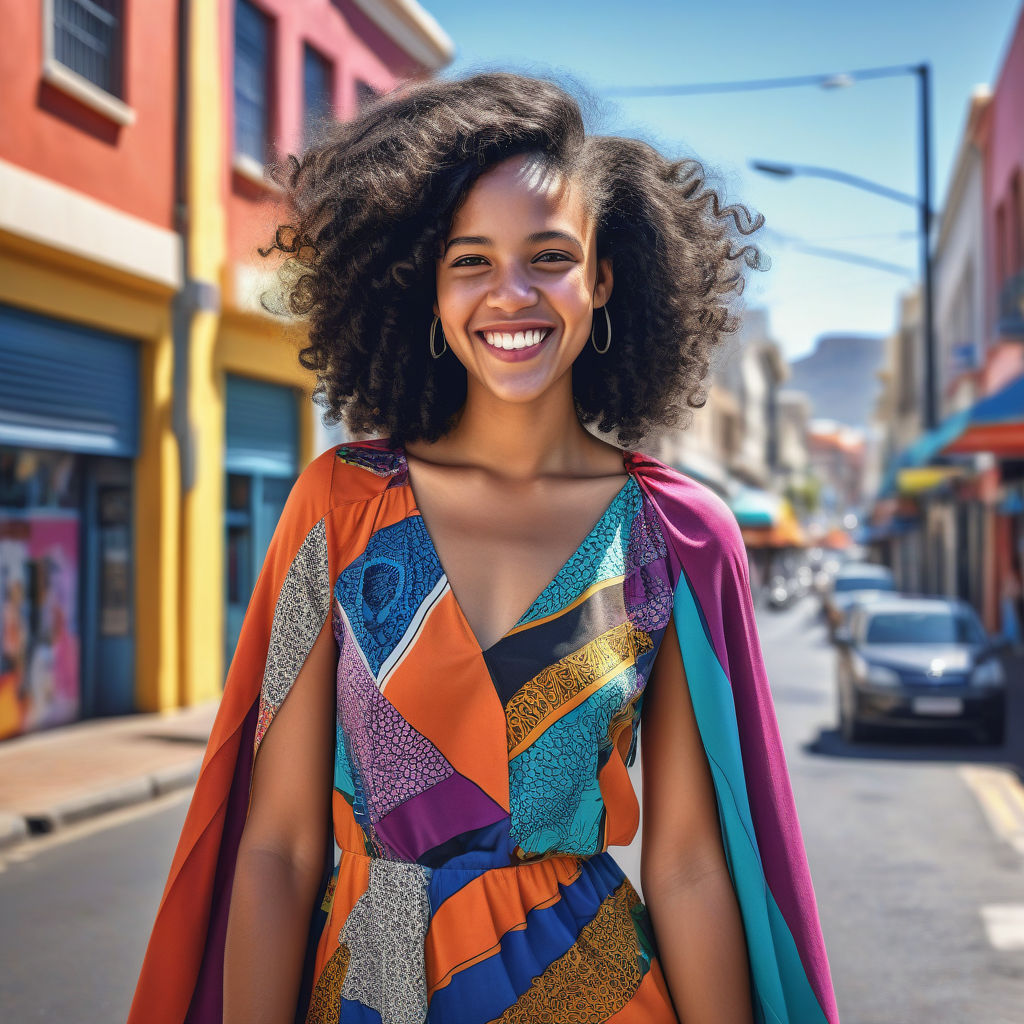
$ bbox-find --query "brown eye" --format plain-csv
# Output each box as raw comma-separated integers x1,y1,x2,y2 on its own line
451,255,487,267
534,252,572,263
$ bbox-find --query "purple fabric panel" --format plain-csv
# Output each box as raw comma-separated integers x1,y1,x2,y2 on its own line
184,700,258,1024
630,451,839,1024
374,771,508,862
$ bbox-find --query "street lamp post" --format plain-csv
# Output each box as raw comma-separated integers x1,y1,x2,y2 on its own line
917,64,937,431
606,63,938,428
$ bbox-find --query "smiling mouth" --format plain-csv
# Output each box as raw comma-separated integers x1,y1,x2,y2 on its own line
476,327,553,351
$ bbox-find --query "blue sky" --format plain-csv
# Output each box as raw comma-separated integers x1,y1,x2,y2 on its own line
426,0,1022,359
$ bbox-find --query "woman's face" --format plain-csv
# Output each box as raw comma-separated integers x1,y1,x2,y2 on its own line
433,153,613,404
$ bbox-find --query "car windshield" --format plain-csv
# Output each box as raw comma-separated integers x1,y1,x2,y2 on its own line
864,611,986,645
834,575,894,593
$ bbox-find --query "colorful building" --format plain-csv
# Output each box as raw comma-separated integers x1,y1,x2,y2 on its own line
868,6,1024,635
0,0,453,737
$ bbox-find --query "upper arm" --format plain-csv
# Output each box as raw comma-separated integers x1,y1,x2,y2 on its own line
640,612,727,891
240,614,337,879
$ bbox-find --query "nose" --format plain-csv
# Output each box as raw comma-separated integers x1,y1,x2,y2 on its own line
486,263,538,312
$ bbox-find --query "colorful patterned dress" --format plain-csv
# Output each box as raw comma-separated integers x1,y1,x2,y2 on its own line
301,439,678,1021
129,436,841,1024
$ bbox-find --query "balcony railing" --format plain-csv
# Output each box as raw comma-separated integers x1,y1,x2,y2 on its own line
997,270,1024,338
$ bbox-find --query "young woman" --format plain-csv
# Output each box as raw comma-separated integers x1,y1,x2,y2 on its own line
129,72,840,1024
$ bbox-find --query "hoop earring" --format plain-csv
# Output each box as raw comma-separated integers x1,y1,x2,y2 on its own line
590,305,612,354
429,315,447,358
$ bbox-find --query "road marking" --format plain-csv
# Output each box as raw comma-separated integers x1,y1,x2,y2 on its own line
980,904,1024,951
959,766,1024,857
0,788,191,871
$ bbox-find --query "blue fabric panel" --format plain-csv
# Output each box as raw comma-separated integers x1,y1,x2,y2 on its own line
426,855,619,1022
671,571,829,1024
0,303,139,456
225,374,299,476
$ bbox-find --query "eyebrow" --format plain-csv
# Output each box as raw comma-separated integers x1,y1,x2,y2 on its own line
444,230,584,253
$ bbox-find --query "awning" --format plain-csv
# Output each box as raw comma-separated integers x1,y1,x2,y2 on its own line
877,373,1024,498
729,486,783,529
739,499,807,548
941,374,1024,456
820,526,852,550
896,466,964,495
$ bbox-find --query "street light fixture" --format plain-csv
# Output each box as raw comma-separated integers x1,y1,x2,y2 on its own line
605,64,937,429
749,160,924,211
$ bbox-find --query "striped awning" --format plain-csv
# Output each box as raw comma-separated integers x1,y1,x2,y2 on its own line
941,374,1024,456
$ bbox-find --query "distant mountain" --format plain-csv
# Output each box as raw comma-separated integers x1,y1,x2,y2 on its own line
786,334,886,430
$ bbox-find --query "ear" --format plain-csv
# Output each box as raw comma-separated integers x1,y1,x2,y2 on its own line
432,299,440,318
593,256,614,308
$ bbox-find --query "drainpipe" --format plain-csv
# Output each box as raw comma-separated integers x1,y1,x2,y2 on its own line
171,0,219,495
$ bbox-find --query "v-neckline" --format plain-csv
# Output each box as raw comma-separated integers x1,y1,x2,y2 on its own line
394,438,637,655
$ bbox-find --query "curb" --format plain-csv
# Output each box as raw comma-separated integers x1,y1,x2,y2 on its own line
2,756,202,848
0,812,29,851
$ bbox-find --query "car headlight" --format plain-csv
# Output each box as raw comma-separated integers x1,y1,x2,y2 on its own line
970,660,1006,688
866,663,901,687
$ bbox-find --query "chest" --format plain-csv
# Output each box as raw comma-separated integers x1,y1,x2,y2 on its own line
407,472,635,654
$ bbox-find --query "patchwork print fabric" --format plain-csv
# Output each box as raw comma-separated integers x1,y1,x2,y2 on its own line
129,436,839,1024
304,438,679,1022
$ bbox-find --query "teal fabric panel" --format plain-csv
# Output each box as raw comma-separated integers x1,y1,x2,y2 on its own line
671,571,829,1024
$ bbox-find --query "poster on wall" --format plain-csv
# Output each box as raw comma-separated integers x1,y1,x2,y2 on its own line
0,515,80,739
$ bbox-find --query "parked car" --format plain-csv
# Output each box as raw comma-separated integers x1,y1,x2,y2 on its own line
822,562,895,638
834,596,1007,745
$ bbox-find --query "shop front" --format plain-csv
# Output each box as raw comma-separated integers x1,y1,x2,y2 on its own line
223,373,300,671
0,303,139,737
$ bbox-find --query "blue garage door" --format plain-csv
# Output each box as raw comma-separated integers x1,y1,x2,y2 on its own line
224,375,300,670
0,303,139,456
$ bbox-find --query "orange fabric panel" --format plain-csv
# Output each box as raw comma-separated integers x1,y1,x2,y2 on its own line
598,747,640,849
605,958,679,1022
384,592,510,813
424,857,583,995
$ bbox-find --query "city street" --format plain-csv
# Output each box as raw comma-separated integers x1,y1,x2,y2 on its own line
2,599,1023,1024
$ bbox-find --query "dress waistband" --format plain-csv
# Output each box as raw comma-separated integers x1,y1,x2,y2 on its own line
336,844,605,877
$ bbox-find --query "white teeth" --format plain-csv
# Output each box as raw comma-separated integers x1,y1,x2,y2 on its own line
481,328,550,350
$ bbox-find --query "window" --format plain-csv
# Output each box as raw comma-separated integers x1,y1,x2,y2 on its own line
302,44,332,147
864,609,985,646
234,0,271,164
355,79,379,113
53,0,124,97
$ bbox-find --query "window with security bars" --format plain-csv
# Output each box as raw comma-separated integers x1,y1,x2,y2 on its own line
234,0,272,163
302,44,332,148
53,0,124,97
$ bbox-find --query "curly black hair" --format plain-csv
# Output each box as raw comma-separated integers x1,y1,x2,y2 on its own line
260,70,765,448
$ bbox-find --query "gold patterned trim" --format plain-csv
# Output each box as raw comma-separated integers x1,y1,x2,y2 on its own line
489,879,645,1023
506,622,653,758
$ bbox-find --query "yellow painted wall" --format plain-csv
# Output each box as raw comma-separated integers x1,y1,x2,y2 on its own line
179,2,315,704
179,0,228,705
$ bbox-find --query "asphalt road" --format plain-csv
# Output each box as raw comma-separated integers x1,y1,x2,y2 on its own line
2,596,1023,1023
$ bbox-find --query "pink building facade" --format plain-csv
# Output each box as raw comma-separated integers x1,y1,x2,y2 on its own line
979,3,1024,392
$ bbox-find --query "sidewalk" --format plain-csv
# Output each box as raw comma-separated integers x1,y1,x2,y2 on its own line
0,700,219,849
